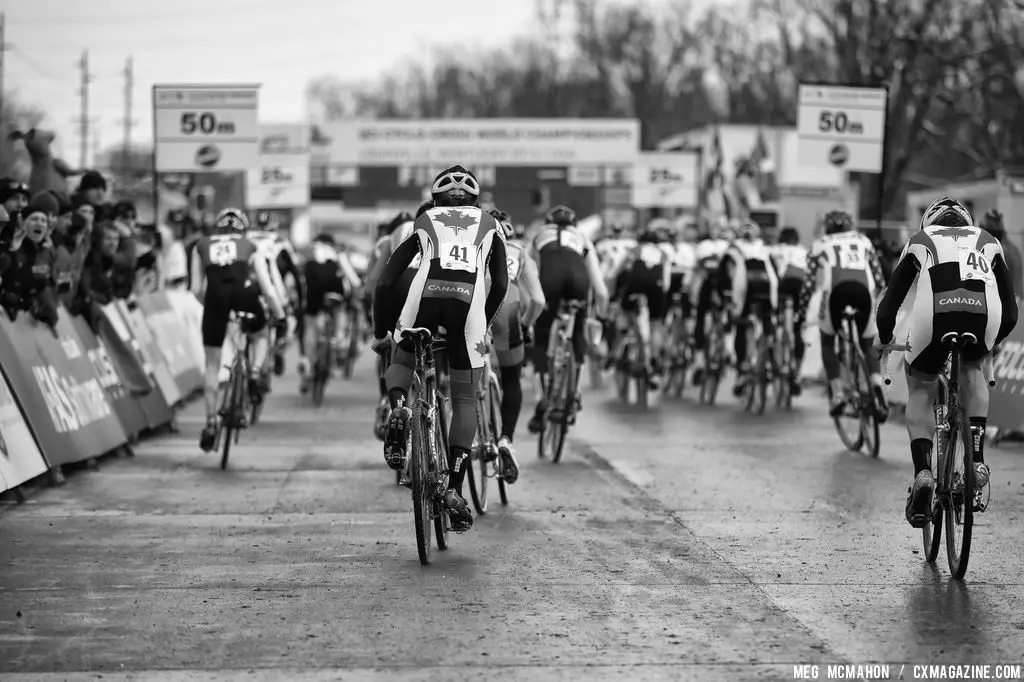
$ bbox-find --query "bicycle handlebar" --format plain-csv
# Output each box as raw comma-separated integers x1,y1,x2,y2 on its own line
880,342,997,387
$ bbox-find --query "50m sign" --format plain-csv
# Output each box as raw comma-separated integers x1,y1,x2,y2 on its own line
180,112,236,135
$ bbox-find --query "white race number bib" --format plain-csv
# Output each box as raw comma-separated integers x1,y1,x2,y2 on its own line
209,241,238,266
439,242,478,273
958,247,995,285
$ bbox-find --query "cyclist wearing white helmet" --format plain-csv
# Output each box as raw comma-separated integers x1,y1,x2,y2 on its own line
690,220,734,379
874,196,1018,528
798,210,886,416
770,227,809,396
718,220,779,396
371,164,509,533
486,207,546,479
189,208,287,453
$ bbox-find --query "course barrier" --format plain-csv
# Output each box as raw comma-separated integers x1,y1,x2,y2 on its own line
0,290,205,494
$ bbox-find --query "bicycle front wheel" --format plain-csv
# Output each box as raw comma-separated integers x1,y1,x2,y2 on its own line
832,337,864,452
854,350,880,458
488,375,509,506
467,393,489,515
433,389,450,551
944,409,974,579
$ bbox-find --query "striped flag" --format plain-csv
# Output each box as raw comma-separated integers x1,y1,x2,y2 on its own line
703,127,733,220
748,127,778,201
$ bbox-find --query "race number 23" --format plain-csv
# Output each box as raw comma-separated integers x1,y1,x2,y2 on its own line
958,247,995,284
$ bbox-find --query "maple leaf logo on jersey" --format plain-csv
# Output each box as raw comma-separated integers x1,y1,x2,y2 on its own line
435,209,477,234
475,340,489,357
931,226,974,239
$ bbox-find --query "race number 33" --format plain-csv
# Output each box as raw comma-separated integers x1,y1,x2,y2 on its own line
958,247,994,284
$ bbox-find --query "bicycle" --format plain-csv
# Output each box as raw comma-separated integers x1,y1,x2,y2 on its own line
338,300,362,379
392,326,452,566
740,300,774,415
538,299,586,462
882,334,995,580
466,336,508,514
310,293,346,406
699,294,730,406
612,294,651,408
773,295,798,409
662,292,693,398
832,307,882,458
214,311,259,471
373,343,400,485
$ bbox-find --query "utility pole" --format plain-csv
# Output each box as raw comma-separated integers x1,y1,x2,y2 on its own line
121,55,134,177
77,49,90,168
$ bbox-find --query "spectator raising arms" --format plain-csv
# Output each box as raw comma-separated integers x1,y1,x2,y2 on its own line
0,193,60,328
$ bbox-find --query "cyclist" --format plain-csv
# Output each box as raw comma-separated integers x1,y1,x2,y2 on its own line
487,207,546,482
526,205,608,433
190,208,287,452
371,165,509,533
875,197,1017,527
248,219,292,384
798,210,886,416
771,227,809,396
668,221,699,322
299,233,350,393
718,221,778,396
608,218,673,389
690,222,735,382
253,211,306,376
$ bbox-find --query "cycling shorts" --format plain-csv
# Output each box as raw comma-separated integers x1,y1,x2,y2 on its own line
619,263,667,321
819,281,876,339
202,277,267,348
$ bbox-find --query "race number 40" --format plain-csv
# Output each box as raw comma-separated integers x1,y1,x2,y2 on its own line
958,247,995,285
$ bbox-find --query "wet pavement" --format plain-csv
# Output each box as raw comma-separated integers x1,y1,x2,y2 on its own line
2,353,1024,681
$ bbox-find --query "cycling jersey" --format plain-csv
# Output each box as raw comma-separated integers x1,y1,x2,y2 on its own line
877,224,1017,377
615,241,672,320
798,232,884,338
721,239,779,317
771,244,809,281
304,241,348,316
249,232,290,312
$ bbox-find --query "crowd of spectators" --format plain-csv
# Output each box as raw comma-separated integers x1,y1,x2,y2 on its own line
0,172,174,332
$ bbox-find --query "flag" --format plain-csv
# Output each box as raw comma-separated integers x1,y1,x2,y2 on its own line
748,127,779,201
703,127,733,220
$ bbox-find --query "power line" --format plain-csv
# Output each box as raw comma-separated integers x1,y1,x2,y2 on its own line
75,50,90,168
8,46,63,80
121,55,135,173
10,0,295,27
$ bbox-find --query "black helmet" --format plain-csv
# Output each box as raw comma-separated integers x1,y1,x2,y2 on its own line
545,205,576,226
779,227,801,245
823,210,854,235
313,232,336,246
415,201,434,218
255,211,274,229
487,208,514,240
387,211,414,234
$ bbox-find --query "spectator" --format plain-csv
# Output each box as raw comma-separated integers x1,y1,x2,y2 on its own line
983,209,1022,299
0,194,60,328
52,210,92,309
133,222,162,294
77,222,133,327
72,194,96,234
0,179,31,245
112,200,139,269
74,171,107,207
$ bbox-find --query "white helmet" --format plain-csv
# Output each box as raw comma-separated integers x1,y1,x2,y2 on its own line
430,165,480,207
921,196,973,230
214,207,249,232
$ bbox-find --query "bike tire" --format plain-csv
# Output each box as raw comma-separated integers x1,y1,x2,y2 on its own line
487,376,509,506
945,408,974,580
220,362,244,470
344,312,359,379
832,337,864,452
551,359,575,463
411,400,433,566
635,341,649,409
467,393,488,515
434,388,450,551
854,350,880,458
775,335,793,409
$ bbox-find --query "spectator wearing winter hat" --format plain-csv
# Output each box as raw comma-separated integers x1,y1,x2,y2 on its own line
74,170,107,207
0,197,59,327
72,193,96,234
0,178,31,216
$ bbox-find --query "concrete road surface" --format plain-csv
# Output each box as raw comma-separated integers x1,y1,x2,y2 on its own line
2,355,1024,681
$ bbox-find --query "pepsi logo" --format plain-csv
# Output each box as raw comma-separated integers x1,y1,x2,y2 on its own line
829,144,849,166
195,144,222,169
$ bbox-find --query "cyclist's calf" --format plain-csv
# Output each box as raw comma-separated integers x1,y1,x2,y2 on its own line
904,372,940,442
961,361,990,418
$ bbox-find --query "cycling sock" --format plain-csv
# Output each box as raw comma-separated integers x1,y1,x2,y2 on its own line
378,377,387,398
969,417,987,463
448,446,470,494
499,363,523,440
911,438,932,474
387,388,408,410
820,333,840,380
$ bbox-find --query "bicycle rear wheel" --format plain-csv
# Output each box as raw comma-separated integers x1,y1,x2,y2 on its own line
944,407,974,579
743,323,768,415
551,358,575,463
467,390,489,515
832,335,864,452
853,350,880,458
774,333,793,409
312,342,329,406
410,398,433,565
700,326,723,406
220,359,245,470
540,352,570,462
488,375,509,506
343,310,359,379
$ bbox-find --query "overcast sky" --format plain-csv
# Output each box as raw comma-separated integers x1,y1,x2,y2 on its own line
6,0,708,165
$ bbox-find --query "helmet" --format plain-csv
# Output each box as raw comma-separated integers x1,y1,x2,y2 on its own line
647,217,671,234
609,224,624,237
487,208,515,239
738,220,760,241
313,232,336,246
822,210,853,235
430,165,480,207
545,205,577,226
386,211,414,234
214,207,249,232
779,227,801,245
921,196,973,229
254,211,276,230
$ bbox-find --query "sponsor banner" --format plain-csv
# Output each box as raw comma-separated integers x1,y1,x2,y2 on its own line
0,369,48,492
630,151,700,208
121,303,183,407
71,316,147,440
0,309,126,467
137,292,204,397
153,84,261,172
990,311,1024,431
98,304,174,430
247,123,311,208
322,119,640,166
166,290,206,372
797,84,886,174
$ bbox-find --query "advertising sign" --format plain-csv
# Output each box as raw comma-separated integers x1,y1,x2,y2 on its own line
247,123,311,208
630,151,700,208
321,119,640,166
797,84,886,173
153,84,261,172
